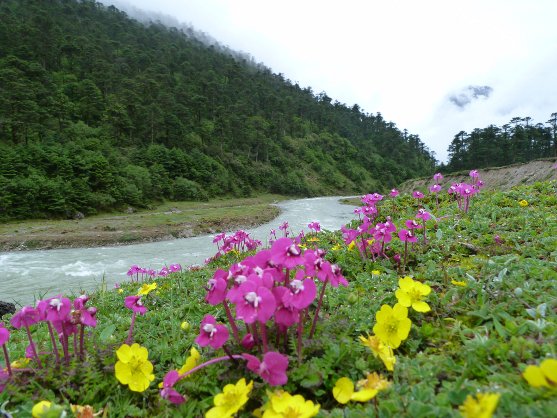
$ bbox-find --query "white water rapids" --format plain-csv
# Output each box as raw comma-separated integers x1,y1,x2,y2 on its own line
0,197,357,306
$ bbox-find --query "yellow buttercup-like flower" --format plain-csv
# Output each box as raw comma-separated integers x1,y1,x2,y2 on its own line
395,276,431,313
333,373,390,404
373,304,412,349
451,280,467,287
178,346,201,375
359,334,396,371
205,378,253,418
459,392,500,418
261,390,320,418
31,401,52,418
11,357,31,369
331,243,343,251
137,282,157,296
115,343,155,392
518,199,529,207
522,358,557,388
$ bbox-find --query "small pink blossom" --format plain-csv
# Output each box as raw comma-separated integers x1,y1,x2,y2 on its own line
10,306,40,329
405,219,422,230
0,323,9,345
270,238,304,269
243,351,289,386
308,221,321,232
469,169,479,178
412,191,425,199
389,189,399,197
124,295,147,315
195,315,229,349
205,269,228,305
160,370,186,404
398,229,418,243
229,277,276,324
415,209,432,221
429,184,442,193
433,172,444,183
241,333,256,350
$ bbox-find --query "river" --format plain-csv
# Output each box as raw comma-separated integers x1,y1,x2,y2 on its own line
0,196,357,306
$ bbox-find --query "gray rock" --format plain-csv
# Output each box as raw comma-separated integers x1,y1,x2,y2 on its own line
0,300,16,318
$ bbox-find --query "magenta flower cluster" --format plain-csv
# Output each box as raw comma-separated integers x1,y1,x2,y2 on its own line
160,235,348,404
127,264,182,281
206,230,262,264
0,294,98,392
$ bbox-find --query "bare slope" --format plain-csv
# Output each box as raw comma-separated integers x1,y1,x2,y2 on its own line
398,158,557,193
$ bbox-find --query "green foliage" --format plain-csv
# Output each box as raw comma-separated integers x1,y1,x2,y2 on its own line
0,0,436,220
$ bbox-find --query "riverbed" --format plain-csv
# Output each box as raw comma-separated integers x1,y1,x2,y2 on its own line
0,196,357,306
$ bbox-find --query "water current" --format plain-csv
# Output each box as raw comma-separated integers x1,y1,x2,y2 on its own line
0,196,357,306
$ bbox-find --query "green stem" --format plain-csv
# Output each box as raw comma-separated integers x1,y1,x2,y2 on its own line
309,279,328,338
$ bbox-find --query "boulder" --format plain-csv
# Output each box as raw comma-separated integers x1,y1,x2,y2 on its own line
0,300,16,318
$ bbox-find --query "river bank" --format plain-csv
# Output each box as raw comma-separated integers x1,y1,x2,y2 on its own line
0,195,286,251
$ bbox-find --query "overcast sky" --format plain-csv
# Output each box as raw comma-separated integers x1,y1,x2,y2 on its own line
106,0,557,162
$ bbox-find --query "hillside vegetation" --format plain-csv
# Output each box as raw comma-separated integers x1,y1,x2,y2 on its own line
0,0,435,221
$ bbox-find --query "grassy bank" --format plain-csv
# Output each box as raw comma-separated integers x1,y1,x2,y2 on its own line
0,181,556,417
0,195,287,251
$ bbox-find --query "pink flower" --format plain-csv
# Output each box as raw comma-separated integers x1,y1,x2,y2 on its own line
284,270,317,309
415,209,432,221
389,189,399,197
241,333,256,350
0,323,9,345
124,296,147,315
270,238,304,269
10,306,40,329
229,277,276,324
195,315,229,349
71,295,97,327
243,351,289,386
205,269,228,305
308,221,321,232
405,219,422,230
429,184,442,193
433,172,444,183
412,191,425,199
469,169,479,178
169,264,182,272
37,296,72,323
329,264,348,288
160,370,186,405
272,287,300,328
304,249,332,282
398,229,418,243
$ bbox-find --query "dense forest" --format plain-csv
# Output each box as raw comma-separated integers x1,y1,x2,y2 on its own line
0,0,437,220
444,114,557,171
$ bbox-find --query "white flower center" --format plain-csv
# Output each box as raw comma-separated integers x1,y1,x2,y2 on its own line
50,298,63,311
245,291,262,308
290,279,305,294
203,323,217,338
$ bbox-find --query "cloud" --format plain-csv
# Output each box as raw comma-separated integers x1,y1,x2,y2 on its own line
449,86,493,108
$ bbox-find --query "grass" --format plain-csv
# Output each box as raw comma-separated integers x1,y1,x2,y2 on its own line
0,194,287,251
0,181,556,417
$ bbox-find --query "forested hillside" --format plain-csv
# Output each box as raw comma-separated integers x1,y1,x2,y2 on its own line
0,0,436,221
445,114,557,171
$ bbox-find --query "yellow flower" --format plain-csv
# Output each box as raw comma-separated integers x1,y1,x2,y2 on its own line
180,320,190,331
371,270,381,276
31,401,52,418
205,378,253,418
518,199,529,207
395,276,431,313
261,390,320,418
178,346,201,375
331,243,343,251
373,304,412,349
333,373,390,404
347,241,356,251
451,280,467,287
11,357,30,369
307,237,319,243
359,334,396,371
115,343,155,392
522,358,557,388
459,392,500,418
118,288,124,294
137,282,157,296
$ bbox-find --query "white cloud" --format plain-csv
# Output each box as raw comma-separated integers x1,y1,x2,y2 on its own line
106,0,557,162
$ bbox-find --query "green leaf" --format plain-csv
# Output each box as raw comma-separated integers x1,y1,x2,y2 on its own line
99,324,116,343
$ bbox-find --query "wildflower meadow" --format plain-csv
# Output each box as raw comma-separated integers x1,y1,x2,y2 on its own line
0,172,556,417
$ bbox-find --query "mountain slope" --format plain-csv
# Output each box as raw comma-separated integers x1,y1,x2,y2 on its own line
0,0,436,220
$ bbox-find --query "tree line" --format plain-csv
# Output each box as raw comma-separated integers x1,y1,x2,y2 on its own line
0,0,436,220
444,114,557,171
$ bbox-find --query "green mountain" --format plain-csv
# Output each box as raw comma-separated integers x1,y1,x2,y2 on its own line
0,0,436,220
